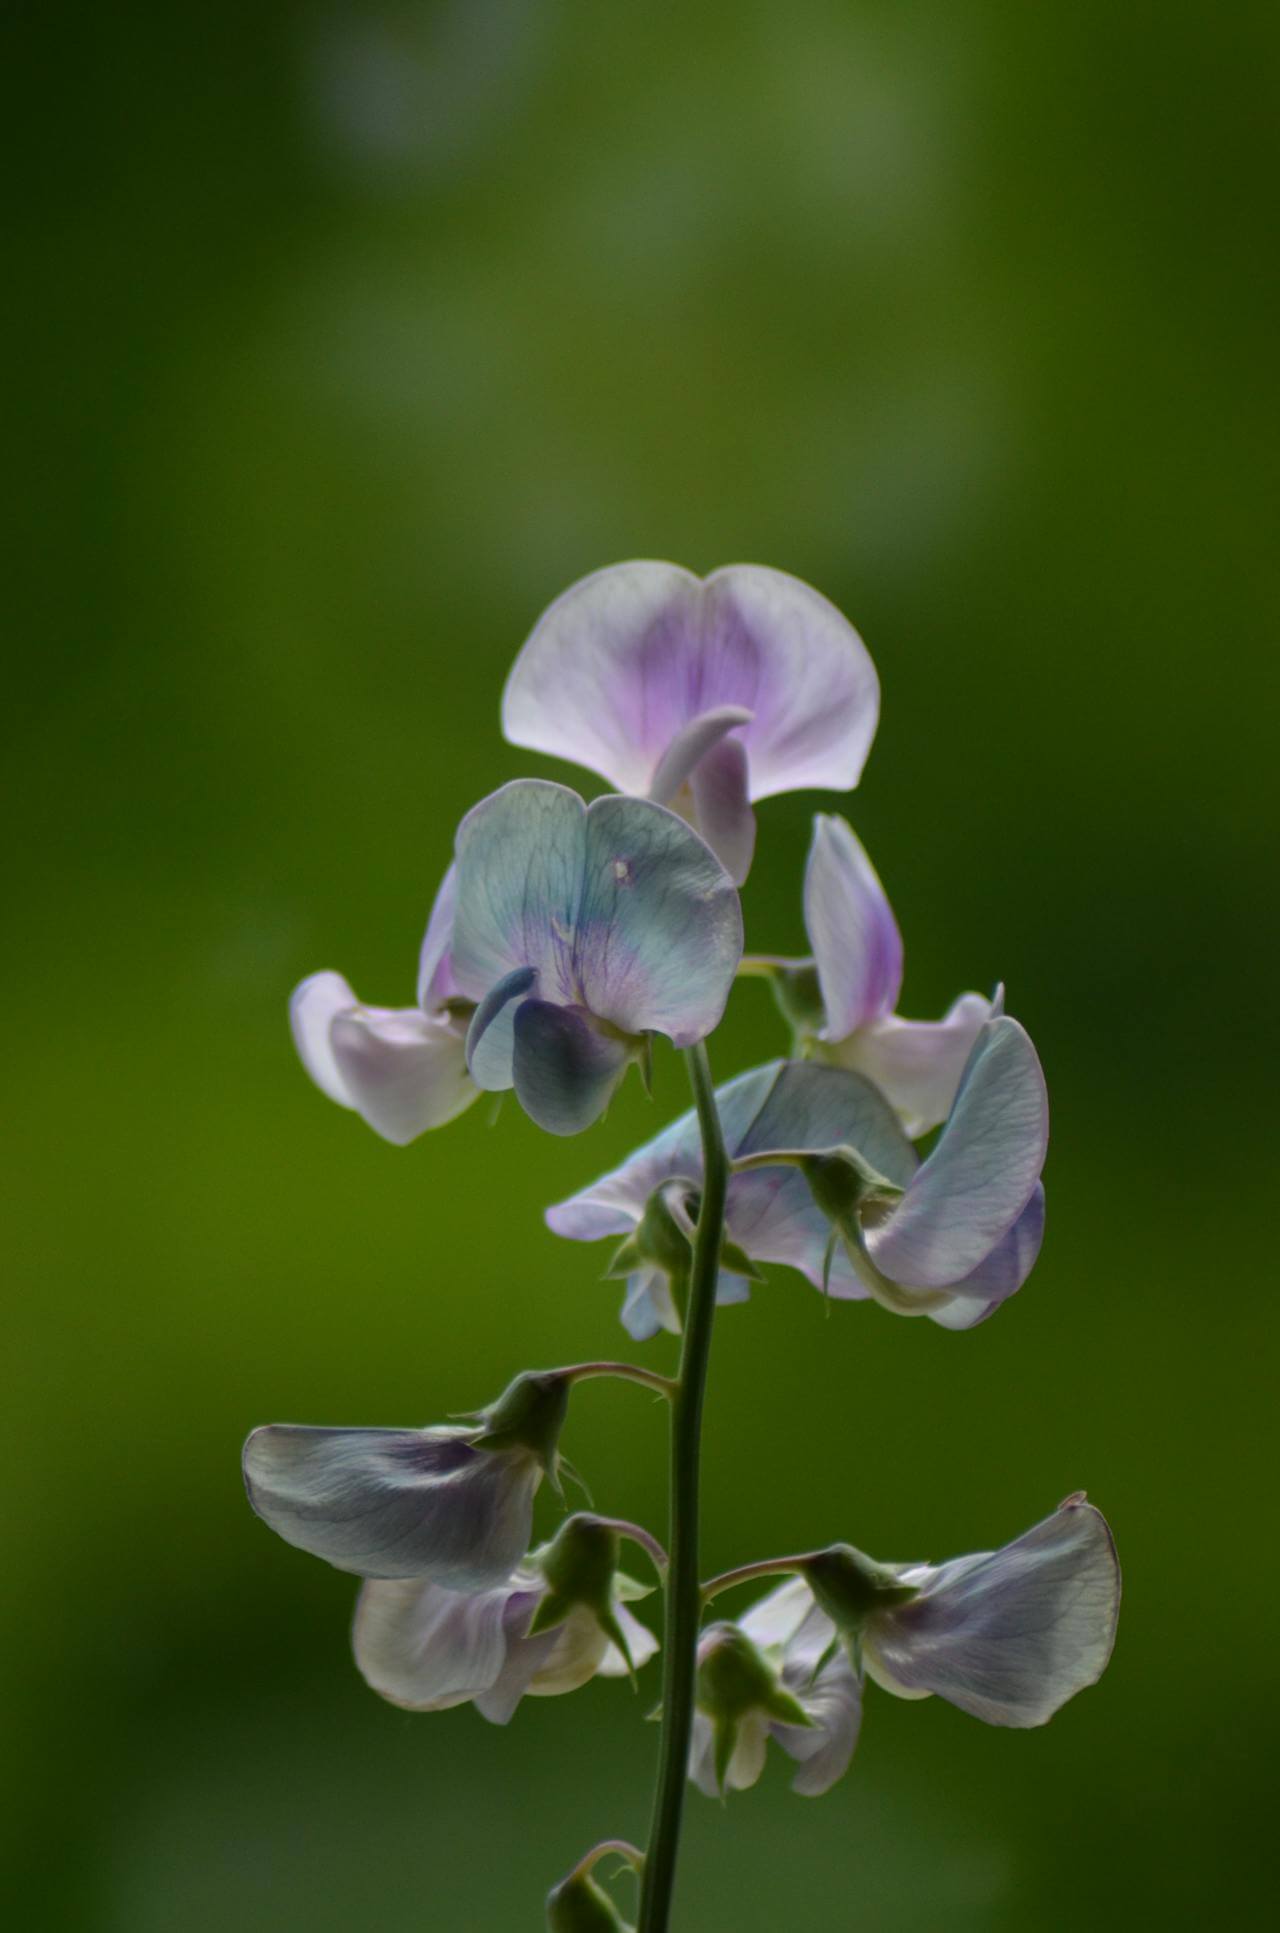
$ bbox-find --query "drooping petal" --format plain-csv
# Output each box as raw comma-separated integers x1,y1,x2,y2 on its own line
804,815,903,1037
864,1498,1120,1727
619,1270,679,1341
688,733,756,884
465,964,537,1092
290,971,360,1108
772,1653,862,1796
646,705,753,806
501,561,878,802
416,862,461,1009
472,1588,561,1724
352,1574,523,1710
512,999,634,1135
926,1184,1046,1330
575,795,742,1046
451,781,587,1002
525,1605,614,1697
824,992,994,1138
242,1425,538,1589
868,1016,1048,1289
330,1006,477,1143
597,1603,661,1678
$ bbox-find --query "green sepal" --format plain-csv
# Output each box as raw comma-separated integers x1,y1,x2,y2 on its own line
615,1570,655,1604
546,1872,633,1933
800,1543,919,1642
471,1369,570,1482
719,1237,765,1283
762,959,828,1036
527,1590,575,1638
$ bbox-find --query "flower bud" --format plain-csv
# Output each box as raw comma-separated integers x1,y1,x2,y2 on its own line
545,1872,634,1932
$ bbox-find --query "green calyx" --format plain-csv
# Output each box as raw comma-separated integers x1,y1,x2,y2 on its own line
546,1872,633,1932
528,1515,640,1670
471,1369,570,1480
800,1544,918,1642
697,1624,811,1730
605,1180,763,1313
801,1146,902,1235
763,960,828,1037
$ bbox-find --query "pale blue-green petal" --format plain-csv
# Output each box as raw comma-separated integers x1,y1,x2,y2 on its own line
575,795,742,1045
451,780,586,1001
465,964,537,1091
926,1185,1045,1329
512,998,632,1135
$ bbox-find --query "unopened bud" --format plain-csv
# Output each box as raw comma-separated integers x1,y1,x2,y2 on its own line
546,1872,633,1932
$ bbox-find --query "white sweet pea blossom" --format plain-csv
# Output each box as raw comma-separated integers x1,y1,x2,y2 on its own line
688,1607,861,1800
502,562,879,884
290,862,477,1144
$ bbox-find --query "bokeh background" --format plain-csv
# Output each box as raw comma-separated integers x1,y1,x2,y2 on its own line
8,2,1277,1927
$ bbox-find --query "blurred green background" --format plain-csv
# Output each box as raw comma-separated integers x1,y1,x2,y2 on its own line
7,1,1276,1926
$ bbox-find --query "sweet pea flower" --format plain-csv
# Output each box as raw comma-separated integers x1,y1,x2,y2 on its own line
290,862,478,1145
688,1605,862,1799
452,779,742,1134
355,1514,659,1723
750,813,996,1137
501,563,879,884
242,1370,571,1593
748,1493,1119,1741
546,1059,919,1339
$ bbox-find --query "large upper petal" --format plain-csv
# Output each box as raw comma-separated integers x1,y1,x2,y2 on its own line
416,862,461,1008
574,794,742,1044
451,781,586,1002
864,1498,1120,1727
868,1016,1049,1289
804,815,903,1037
501,561,878,801
353,1573,525,1710
242,1425,537,1589
825,993,993,1138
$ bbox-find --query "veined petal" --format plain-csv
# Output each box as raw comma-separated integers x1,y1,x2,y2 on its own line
688,733,756,884
416,862,461,1009
451,781,586,1002
824,993,993,1138
868,1016,1048,1289
501,561,878,802
465,964,537,1092
352,1574,521,1710
864,1497,1120,1727
330,1006,477,1143
926,1185,1046,1330
512,999,633,1136
290,971,360,1108
242,1425,538,1588
804,815,903,1037
575,795,742,1045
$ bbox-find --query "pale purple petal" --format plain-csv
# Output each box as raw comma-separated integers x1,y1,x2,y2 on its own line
575,795,742,1045
502,561,878,802
242,1425,537,1588
926,1185,1046,1329
647,705,753,805
827,992,993,1137
290,970,360,1108
330,1006,476,1143
804,815,903,1037
416,862,461,1008
352,1574,519,1710
688,733,756,884
512,999,634,1135
864,1498,1120,1726
868,1016,1048,1289
471,1588,561,1724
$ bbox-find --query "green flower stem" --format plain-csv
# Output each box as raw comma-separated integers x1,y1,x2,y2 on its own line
564,1362,680,1401
638,1040,728,1933
700,1555,813,1605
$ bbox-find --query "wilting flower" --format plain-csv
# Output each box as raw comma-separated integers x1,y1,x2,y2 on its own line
689,1607,861,1799
501,562,879,883
290,862,478,1145
354,1514,658,1723
752,814,995,1137
452,779,743,1134
790,1492,1118,1729
242,1370,570,1593
546,1059,918,1337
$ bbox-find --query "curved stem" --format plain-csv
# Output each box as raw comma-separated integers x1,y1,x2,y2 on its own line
638,1041,728,1933
563,1361,679,1400
701,1554,814,1605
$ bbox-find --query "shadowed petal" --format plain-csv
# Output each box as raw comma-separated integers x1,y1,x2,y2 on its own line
353,1575,524,1710
466,964,537,1091
772,1653,862,1796
864,1498,1120,1726
330,1007,476,1143
575,795,742,1044
416,862,461,1008
825,993,993,1138
512,999,633,1135
868,1017,1048,1289
242,1425,538,1588
804,815,903,1037
689,733,756,884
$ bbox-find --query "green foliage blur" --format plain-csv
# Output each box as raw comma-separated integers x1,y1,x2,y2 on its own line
7,2,1276,1927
